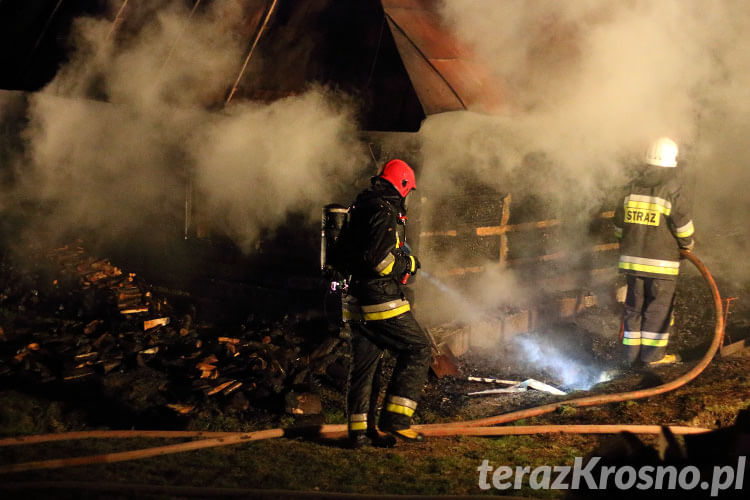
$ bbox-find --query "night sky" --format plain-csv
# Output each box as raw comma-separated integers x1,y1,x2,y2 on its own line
0,1,106,91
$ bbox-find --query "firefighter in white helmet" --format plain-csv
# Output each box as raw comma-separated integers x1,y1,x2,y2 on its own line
614,137,695,366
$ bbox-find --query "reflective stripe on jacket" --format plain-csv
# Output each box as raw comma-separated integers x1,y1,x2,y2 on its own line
343,180,412,320
613,170,694,280
343,296,411,322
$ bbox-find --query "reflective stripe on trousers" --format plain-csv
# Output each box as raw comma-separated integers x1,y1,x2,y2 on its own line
384,395,418,417
348,413,368,432
622,330,670,347
622,275,676,363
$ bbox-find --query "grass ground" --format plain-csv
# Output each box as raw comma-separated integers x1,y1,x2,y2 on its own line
1,349,748,498
1,251,748,498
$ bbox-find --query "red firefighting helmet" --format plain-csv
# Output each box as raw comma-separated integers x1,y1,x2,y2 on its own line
379,159,416,198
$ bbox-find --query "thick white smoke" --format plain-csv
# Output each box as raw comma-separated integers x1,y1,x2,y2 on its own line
415,0,750,327
427,0,742,196
190,89,363,250
12,0,365,252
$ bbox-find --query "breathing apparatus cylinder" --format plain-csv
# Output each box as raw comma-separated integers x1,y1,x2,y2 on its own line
321,204,350,330
321,204,349,273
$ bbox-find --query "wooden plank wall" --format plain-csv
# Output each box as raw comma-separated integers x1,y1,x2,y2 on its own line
420,193,619,279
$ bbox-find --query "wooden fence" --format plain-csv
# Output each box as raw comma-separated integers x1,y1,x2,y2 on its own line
419,193,620,279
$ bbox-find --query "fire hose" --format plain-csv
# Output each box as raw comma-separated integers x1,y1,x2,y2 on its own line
0,251,724,474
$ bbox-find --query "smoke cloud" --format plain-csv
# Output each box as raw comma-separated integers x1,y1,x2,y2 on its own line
190,90,363,250
3,0,747,327
9,0,364,253
413,0,750,320
430,0,740,193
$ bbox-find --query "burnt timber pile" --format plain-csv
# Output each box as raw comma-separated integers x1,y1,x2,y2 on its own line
0,242,348,425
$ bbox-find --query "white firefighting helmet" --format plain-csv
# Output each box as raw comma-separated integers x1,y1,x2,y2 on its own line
645,137,678,167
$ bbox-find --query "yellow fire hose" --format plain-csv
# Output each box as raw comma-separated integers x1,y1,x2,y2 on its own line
0,251,724,474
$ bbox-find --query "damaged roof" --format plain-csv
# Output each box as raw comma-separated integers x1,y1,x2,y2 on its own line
235,0,504,128
0,0,504,131
382,0,503,115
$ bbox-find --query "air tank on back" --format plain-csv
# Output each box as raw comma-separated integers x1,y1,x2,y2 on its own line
321,204,349,273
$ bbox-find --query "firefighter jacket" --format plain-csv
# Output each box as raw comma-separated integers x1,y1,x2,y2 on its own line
613,168,695,280
342,179,418,322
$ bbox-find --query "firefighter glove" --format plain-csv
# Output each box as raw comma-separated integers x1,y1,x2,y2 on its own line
680,239,695,252
408,255,421,276
392,249,419,278
679,240,694,259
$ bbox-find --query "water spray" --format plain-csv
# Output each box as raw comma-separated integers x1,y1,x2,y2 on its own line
514,335,614,391
420,270,491,321
421,270,615,390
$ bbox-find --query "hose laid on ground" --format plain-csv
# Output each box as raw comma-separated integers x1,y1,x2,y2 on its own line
0,425,711,473
0,423,711,449
0,251,724,475
0,429,283,474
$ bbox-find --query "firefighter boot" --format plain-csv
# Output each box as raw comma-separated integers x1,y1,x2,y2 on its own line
347,431,369,449
366,428,397,448
647,353,681,366
378,422,424,442
378,411,424,442
347,429,396,449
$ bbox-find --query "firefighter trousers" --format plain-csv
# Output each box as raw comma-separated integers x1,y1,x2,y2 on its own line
622,275,676,364
347,310,431,433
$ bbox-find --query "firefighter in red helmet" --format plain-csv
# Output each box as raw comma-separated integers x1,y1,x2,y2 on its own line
614,137,695,366
342,158,430,447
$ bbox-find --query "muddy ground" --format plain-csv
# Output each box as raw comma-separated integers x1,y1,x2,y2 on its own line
0,242,748,498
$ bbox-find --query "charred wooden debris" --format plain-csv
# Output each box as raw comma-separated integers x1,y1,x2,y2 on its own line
0,243,350,418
